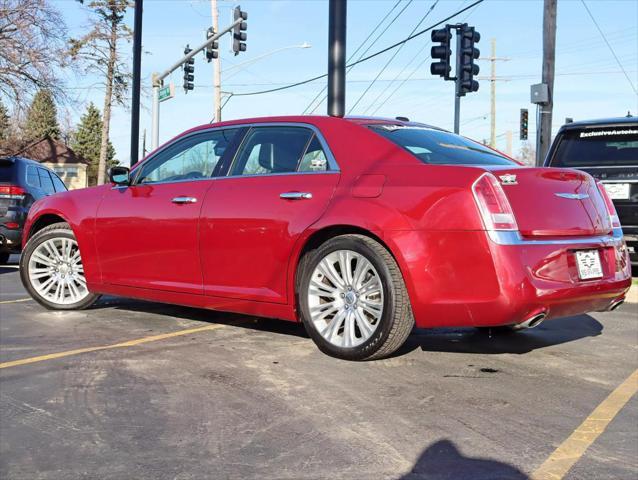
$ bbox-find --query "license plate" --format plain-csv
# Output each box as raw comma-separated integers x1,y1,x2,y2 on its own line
603,183,630,200
575,250,603,280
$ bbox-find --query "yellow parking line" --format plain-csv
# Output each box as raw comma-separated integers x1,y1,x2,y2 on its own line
0,298,32,305
0,324,224,370
532,368,638,480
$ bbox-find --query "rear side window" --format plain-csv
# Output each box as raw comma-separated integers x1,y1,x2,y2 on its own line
26,165,40,187
51,172,67,192
38,168,55,194
370,126,515,166
230,127,313,176
548,127,638,167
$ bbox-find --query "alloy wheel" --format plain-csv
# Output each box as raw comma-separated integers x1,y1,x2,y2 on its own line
27,237,89,305
307,249,384,348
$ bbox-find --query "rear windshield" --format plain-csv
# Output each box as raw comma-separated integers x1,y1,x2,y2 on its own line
549,127,638,167
369,125,515,166
0,160,15,182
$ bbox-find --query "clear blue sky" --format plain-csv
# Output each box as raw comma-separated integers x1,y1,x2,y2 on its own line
56,0,638,165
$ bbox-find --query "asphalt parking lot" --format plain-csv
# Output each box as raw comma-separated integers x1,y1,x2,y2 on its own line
1,255,637,480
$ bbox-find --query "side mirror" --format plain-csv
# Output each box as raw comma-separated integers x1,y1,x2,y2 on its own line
109,166,130,185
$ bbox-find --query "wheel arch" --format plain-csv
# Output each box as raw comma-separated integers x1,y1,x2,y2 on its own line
290,224,409,310
25,213,70,242
24,213,69,244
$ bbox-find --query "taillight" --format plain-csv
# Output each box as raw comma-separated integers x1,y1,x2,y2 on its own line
596,181,621,229
472,173,519,231
0,185,25,198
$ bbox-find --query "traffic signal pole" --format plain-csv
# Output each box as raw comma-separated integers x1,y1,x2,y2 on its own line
453,29,462,134
150,16,243,150
211,0,222,122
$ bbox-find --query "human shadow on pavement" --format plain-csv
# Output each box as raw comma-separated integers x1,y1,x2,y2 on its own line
399,439,528,480
395,314,602,357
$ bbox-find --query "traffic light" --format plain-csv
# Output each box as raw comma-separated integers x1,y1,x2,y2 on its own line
205,27,218,62
183,45,194,92
520,108,529,140
430,26,452,79
232,6,247,55
458,24,480,95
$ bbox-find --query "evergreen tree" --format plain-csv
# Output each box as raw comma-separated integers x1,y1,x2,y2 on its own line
71,103,116,186
0,99,9,142
24,89,60,141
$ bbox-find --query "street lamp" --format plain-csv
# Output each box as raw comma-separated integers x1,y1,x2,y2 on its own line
222,43,312,79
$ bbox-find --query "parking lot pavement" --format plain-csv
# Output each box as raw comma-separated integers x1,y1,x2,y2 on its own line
1,256,637,480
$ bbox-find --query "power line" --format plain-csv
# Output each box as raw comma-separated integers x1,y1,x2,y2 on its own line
231,0,484,98
302,0,408,115
347,1,439,115
361,1,439,115
367,0,480,116
580,0,637,95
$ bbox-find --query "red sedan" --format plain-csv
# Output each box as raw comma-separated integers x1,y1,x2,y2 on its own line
19,116,632,360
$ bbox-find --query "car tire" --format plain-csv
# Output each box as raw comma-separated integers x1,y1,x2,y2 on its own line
20,222,99,310
0,252,10,265
298,234,414,360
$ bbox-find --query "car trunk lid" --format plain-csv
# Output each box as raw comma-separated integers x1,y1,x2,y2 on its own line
486,166,611,237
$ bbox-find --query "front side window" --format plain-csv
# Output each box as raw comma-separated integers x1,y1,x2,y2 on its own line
230,127,314,176
370,125,516,166
137,128,239,184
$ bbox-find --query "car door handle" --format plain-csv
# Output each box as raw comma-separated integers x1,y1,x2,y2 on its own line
171,196,198,204
280,192,313,200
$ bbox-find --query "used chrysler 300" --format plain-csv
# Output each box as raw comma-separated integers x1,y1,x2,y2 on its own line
19,116,632,360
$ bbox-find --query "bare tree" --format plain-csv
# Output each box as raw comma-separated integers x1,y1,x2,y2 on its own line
69,0,130,185
0,0,68,107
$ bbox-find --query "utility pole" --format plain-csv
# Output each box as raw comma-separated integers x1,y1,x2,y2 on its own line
477,38,508,147
211,0,222,122
538,0,557,165
130,0,143,165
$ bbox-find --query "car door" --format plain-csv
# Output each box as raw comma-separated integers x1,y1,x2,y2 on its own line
95,128,240,294
200,124,340,303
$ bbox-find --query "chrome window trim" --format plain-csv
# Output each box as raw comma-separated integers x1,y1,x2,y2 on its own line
488,228,624,246
600,179,638,184
224,122,340,177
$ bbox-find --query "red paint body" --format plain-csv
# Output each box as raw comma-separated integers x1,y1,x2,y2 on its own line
23,116,632,328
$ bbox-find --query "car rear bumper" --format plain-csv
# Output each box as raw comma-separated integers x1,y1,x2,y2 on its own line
0,226,22,254
385,228,632,329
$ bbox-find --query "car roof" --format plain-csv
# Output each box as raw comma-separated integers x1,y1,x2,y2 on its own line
180,115,446,136
558,116,637,131
0,156,42,166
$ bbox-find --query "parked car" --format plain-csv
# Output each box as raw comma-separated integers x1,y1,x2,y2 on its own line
545,116,637,266
0,156,67,264
19,116,632,360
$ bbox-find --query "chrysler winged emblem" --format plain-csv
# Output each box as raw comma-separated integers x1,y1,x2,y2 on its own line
555,193,589,200
498,173,517,185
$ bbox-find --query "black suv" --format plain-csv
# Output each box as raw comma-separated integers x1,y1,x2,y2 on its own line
545,117,637,266
0,156,67,264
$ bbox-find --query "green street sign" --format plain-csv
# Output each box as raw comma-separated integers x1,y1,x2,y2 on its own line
158,83,174,102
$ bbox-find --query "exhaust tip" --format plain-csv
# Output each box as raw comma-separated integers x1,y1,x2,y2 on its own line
515,312,547,330
608,299,624,311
